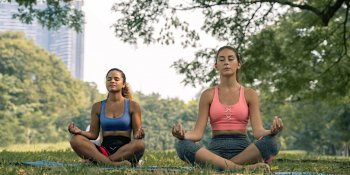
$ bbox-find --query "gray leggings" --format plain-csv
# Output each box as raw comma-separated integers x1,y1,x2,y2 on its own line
175,134,279,165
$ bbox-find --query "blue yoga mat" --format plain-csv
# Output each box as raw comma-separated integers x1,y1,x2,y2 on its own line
15,160,193,172
274,172,326,175
16,160,78,167
15,161,326,174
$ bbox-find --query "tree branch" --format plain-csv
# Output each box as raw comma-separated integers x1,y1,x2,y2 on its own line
343,1,349,56
173,0,346,26
261,3,275,22
244,2,263,32
171,2,241,11
315,52,346,80
256,0,346,26
322,0,347,25
248,0,322,16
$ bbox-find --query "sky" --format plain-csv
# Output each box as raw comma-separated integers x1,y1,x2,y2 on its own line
82,0,221,102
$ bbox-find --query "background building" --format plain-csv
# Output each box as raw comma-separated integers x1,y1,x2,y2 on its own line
0,0,84,80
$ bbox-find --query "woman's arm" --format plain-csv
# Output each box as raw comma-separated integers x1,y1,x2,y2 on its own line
69,102,101,140
246,89,283,139
130,100,144,139
173,88,212,142
246,88,271,139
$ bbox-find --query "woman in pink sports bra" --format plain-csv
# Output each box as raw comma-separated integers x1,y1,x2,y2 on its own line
172,46,283,171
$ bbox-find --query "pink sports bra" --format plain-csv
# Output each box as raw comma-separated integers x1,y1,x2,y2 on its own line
209,86,249,130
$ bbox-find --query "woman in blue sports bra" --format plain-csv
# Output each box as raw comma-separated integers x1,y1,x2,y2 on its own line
68,68,145,166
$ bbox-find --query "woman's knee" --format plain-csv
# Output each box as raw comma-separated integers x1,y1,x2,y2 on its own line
255,135,280,163
69,135,86,148
175,140,201,165
132,140,145,153
175,139,190,156
265,135,280,154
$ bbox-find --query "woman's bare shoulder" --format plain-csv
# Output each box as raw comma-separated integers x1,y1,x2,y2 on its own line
129,99,140,110
92,101,102,108
201,87,215,101
244,86,257,94
202,87,215,95
91,101,103,115
243,87,258,101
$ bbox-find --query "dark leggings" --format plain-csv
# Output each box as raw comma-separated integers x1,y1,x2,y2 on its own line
175,134,279,165
95,136,144,164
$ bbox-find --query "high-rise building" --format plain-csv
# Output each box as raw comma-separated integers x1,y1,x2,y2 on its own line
0,0,84,80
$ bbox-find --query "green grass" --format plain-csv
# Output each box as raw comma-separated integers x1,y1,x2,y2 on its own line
0,142,71,152
0,143,349,174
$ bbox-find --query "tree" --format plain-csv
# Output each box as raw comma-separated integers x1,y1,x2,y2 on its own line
7,0,84,32
135,91,199,150
111,0,350,101
0,32,98,145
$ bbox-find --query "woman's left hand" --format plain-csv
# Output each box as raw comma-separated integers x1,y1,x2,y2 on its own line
134,128,145,139
271,116,283,135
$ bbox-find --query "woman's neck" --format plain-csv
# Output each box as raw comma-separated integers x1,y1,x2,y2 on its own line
219,76,239,88
107,92,124,102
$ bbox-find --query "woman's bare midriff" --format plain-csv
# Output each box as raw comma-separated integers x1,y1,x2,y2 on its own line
103,130,131,138
212,129,247,137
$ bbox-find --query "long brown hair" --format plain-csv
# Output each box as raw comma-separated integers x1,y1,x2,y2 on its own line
106,68,133,100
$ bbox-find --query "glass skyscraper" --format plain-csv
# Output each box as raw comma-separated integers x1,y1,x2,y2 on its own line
0,0,84,80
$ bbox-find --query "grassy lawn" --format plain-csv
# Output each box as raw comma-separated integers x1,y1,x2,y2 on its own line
0,143,349,174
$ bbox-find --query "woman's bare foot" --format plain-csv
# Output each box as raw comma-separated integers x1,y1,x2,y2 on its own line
111,160,131,167
79,159,130,167
245,162,270,173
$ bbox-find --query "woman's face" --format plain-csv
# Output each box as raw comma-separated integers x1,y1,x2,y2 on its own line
106,70,124,92
215,48,240,76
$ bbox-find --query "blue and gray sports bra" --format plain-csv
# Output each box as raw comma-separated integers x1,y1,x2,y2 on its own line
99,99,132,132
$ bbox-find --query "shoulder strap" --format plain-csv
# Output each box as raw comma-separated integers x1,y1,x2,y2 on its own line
213,86,219,102
124,98,130,113
240,86,247,104
99,100,106,118
240,86,244,97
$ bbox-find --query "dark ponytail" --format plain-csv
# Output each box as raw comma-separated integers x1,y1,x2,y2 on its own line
122,83,133,100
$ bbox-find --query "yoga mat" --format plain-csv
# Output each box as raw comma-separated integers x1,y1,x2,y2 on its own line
273,172,326,175
14,160,193,172
15,160,78,167
14,161,326,174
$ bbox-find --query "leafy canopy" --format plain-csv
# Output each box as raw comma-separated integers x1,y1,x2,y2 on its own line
111,0,350,101
0,32,100,145
8,0,84,32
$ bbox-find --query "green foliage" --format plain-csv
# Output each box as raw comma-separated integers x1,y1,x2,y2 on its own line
111,0,350,101
243,9,350,100
260,95,350,155
0,32,102,146
135,92,200,150
9,0,84,32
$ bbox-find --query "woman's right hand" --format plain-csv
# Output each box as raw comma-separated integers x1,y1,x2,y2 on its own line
271,116,283,135
172,122,185,140
68,122,82,135
134,128,145,139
